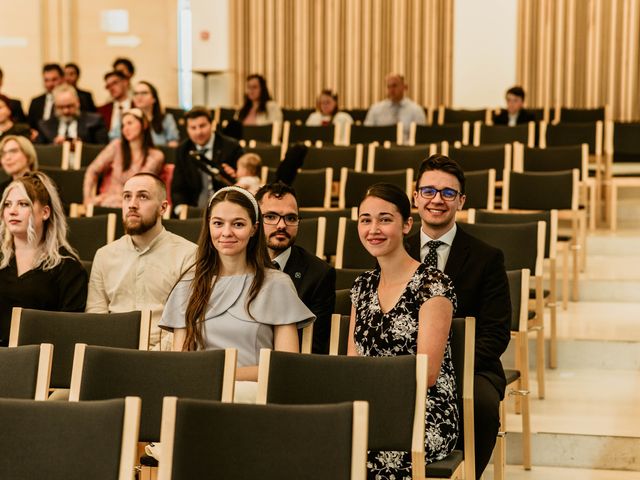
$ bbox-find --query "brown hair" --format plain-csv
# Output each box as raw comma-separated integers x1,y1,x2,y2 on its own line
120,108,154,172
182,189,272,351
237,153,262,177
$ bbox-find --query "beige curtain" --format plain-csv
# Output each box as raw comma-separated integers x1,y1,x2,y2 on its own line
517,0,640,121
230,0,453,109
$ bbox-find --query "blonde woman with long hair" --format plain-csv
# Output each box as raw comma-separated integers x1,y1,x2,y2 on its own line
0,171,87,346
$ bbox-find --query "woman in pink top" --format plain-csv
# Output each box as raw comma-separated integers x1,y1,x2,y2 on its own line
83,108,164,207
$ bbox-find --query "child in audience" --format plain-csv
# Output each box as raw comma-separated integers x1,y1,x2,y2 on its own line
234,153,262,194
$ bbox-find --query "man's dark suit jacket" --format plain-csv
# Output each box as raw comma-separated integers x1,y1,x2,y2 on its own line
28,93,49,128
407,224,511,396
171,133,244,207
36,112,109,145
492,108,536,125
97,102,115,129
283,245,336,354
7,97,26,123
76,88,97,113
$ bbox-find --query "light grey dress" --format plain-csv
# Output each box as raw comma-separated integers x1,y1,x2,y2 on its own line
159,270,315,366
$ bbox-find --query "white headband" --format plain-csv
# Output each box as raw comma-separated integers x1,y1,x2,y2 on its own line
208,186,260,219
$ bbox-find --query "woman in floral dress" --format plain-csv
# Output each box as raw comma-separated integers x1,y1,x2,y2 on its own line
348,183,459,479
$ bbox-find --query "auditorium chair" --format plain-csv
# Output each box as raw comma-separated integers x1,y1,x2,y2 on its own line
41,166,85,212
338,168,413,208
411,122,470,146
299,207,351,260
241,122,282,145
35,142,70,168
303,144,364,181
448,144,512,182
282,121,338,145
335,268,367,290
282,108,315,125
474,122,535,147
296,217,326,259
74,141,106,168
163,218,202,243
245,143,285,168
67,213,117,261
461,169,497,211
335,218,375,270
437,106,490,125
366,144,435,175
345,123,403,145
554,106,607,123
0,343,53,400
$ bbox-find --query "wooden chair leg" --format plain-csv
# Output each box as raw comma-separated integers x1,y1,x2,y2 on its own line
570,217,580,302
579,210,587,272
536,327,545,399
561,243,569,310
609,181,618,231
493,399,506,480
521,391,532,470
549,258,558,369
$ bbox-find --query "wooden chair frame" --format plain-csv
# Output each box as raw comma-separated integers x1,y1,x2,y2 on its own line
158,395,369,480
281,120,341,146
344,123,405,146
473,121,535,148
408,122,471,147
437,106,491,126
366,143,437,173
338,167,414,209
1,343,54,401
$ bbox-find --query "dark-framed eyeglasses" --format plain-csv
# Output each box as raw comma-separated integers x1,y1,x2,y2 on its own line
417,186,461,201
262,212,301,226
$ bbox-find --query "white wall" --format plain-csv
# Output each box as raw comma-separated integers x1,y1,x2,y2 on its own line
453,0,517,108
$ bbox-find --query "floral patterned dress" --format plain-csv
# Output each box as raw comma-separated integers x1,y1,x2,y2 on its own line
350,263,459,479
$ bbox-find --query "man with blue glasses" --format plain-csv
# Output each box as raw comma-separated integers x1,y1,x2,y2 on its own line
407,154,511,479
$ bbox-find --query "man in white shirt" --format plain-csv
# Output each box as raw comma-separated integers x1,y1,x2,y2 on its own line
86,173,197,350
27,63,64,129
364,73,426,143
97,70,132,140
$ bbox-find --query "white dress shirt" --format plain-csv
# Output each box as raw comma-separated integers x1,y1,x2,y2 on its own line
364,97,427,142
273,246,293,271
57,119,78,139
43,93,54,121
419,223,457,271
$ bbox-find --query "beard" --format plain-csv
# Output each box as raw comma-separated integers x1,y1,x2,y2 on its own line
123,214,157,236
266,230,295,253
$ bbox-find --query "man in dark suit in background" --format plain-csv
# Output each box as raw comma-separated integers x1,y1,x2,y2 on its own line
64,63,97,112
492,85,535,126
97,70,132,140
256,182,336,354
28,63,65,129
406,154,511,479
171,107,244,211
36,84,108,145
0,68,26,123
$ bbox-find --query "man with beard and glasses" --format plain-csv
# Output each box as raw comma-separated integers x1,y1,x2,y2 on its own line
86,173,196,350
36,84,108,145
255,182,336,354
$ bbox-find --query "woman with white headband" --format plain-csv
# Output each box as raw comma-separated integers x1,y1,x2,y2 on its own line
160,186,314,383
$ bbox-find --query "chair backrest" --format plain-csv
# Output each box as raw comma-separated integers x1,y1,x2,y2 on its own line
257,350,426,459
503,169,579,211
412,122,469,145
339,168,413,208
282,108,315,124
0,397,140,480
300,208,351,258
556,106,606,123
297,217,326,258
34,143,68,168
475,122,534,147
0,344,53,400
449,144,511,181
611,122,640,163
70,345,236,442
41,167,85,209
329,314,351,355
335,268,367,290
516,143,588,181
86,205,124,238
463,169,496,210
334,289,352,316
67,214,117,261
438,107,489,125
156,145,178,164
346,124,402,145
76,143,107,168
304,145,364,181
367,144,432,175
506,269,531,333
176,205,206,220
292,168,333,208
284,122,337,144
10,308,150,389
541,121,603,154
472,209,557,260
242,123,281,145
461,221,545,275
159,397,368,480
163,218,202,243
335,217,376,269
245,143,284,169
345,108,368,124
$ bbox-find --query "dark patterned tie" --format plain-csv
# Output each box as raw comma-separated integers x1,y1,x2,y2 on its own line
272,260,280,270
424,240,444,269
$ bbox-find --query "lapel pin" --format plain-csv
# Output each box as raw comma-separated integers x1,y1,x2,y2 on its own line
294,272,302,279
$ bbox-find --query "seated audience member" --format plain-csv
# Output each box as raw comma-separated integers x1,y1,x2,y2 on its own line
160,186,314,383
234,153,262,194
83,108,164,208
37,84,108,145
97,70,132,141
86,173,196,350
305,89,354,128
0,68,27,123
0,135,38,198
0,95,30,139
112,57,135,81
0,171,87,346
171,107,244,210
349,182,458,474
255,182,335,354
492,86,535,126
406,154,511,477
63,62,97,112
132,81,179,147
27,63,64,129
236,74,283,126
364,73,426,143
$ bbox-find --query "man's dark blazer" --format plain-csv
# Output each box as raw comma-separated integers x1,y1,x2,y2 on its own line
7,97,26,123
36,112,109,145
97,102,115,129
407,224,511,396
492,108,536,125
171,133,244,207
76,88,97,112
27,93,49,128
283,245,336,354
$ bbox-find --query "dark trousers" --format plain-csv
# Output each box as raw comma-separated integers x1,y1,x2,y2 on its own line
457,374,502,479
